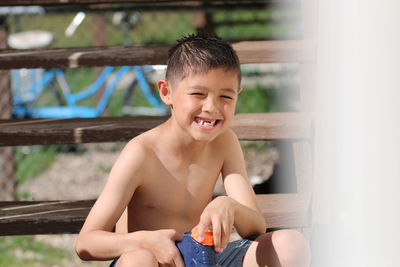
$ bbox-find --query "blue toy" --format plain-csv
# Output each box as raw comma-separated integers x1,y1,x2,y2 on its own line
176,231,220,267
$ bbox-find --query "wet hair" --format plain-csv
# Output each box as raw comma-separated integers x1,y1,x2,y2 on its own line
166,32,241,86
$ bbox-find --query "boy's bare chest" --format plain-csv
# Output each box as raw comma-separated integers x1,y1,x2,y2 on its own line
140,157,221,208
127,153,223,231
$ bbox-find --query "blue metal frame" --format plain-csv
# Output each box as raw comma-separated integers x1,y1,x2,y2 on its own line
12,65,166,118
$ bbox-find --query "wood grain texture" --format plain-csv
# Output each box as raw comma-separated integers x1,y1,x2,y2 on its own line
0,116,167,146
0,40,315,69
0,193,310,235
232,112,312,140
0,0,178,4
0,0,274,6
0,113,312,146
0,200,94,235
258,193,311,229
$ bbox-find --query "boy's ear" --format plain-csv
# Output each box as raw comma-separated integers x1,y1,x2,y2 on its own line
238,87,243,94
158,80,172,106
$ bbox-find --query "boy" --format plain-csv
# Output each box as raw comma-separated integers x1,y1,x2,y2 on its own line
76,33,310,267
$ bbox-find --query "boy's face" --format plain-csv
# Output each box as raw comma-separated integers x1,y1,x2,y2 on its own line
160,67,242,142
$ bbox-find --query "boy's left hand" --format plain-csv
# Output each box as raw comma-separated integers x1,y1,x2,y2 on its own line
192,196,237,253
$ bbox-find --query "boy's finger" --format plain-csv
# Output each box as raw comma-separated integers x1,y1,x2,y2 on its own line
174,249,185,267
166,229,183,241
194,219,209,242
174,232,183,242
221,223,231,251
212,218,222,252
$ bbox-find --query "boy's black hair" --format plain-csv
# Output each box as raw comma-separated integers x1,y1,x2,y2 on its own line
166,32,241,86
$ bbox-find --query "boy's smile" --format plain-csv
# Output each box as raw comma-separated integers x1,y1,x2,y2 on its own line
194,116,219,129
160,67,241,142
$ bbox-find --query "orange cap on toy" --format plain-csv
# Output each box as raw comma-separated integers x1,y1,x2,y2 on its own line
191,229,214,246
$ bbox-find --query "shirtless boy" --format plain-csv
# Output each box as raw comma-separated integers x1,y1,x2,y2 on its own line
76,33,310,267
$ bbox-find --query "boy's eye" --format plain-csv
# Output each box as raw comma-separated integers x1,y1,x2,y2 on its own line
221,95,233,100
190,93,205,96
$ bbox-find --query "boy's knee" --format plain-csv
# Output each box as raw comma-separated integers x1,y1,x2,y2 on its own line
272,230,310,267
117,249,157,267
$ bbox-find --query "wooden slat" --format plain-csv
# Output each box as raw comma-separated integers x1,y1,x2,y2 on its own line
258,193,311,229
0,0,270,6
0,45,169,69
1,0,159,4
0,200,94,235
234,40,314,64
0,116,166,146
232,112,312,141
0,40,315,70
0,193,310,236
0,112,312,146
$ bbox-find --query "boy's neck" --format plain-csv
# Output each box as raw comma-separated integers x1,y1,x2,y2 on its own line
159,118,209,157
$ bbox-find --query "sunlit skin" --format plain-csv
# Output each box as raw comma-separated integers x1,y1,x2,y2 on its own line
75,67,310,267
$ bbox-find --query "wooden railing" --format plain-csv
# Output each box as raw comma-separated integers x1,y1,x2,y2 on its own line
0,40,315,69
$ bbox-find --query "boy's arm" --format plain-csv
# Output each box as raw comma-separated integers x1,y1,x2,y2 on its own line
76,140,184,266
221,130,267,237
75,141,157,260
194,130,266,252
75,140,146,260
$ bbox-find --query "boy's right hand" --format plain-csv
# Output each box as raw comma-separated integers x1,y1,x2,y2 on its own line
142,229,184,267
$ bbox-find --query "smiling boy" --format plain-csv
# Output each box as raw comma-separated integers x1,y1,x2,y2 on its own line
76,33,310,267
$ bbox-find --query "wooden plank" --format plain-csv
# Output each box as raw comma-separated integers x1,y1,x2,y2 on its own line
0,116,166,146
0,113,312,146
233,40,315,64
0,0,270,6
0,0,184,4
0,40,315,70
232,112,312,141
258,193,311,229
0,193,310,235
0,45,169,70
0,200,94,235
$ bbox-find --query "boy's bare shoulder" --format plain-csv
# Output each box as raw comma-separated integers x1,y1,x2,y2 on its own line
123,131,156,156
116,129,156,165
214,128,239,145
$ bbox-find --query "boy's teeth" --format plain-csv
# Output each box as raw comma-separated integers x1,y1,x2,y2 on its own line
197,119,216,126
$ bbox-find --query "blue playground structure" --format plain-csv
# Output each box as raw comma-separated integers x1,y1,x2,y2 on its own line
9,10,167,119
11,65,167,119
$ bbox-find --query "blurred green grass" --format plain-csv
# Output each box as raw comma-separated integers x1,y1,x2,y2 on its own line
0,236,71,267
15,146,58,186
236,86,278,114
9,9,299,47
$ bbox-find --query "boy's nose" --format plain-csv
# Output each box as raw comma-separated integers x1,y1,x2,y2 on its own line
202,98,219,113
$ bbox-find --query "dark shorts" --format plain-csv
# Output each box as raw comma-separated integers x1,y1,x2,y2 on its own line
109,238,253,267
216,238,253,267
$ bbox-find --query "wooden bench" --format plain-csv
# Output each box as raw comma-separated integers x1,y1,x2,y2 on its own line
0,0,315,238
0,113,314,235
0,194,312,236
0,113,312,145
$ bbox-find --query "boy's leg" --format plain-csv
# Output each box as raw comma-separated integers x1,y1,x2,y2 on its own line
114,249,158,267
242,229,310,267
